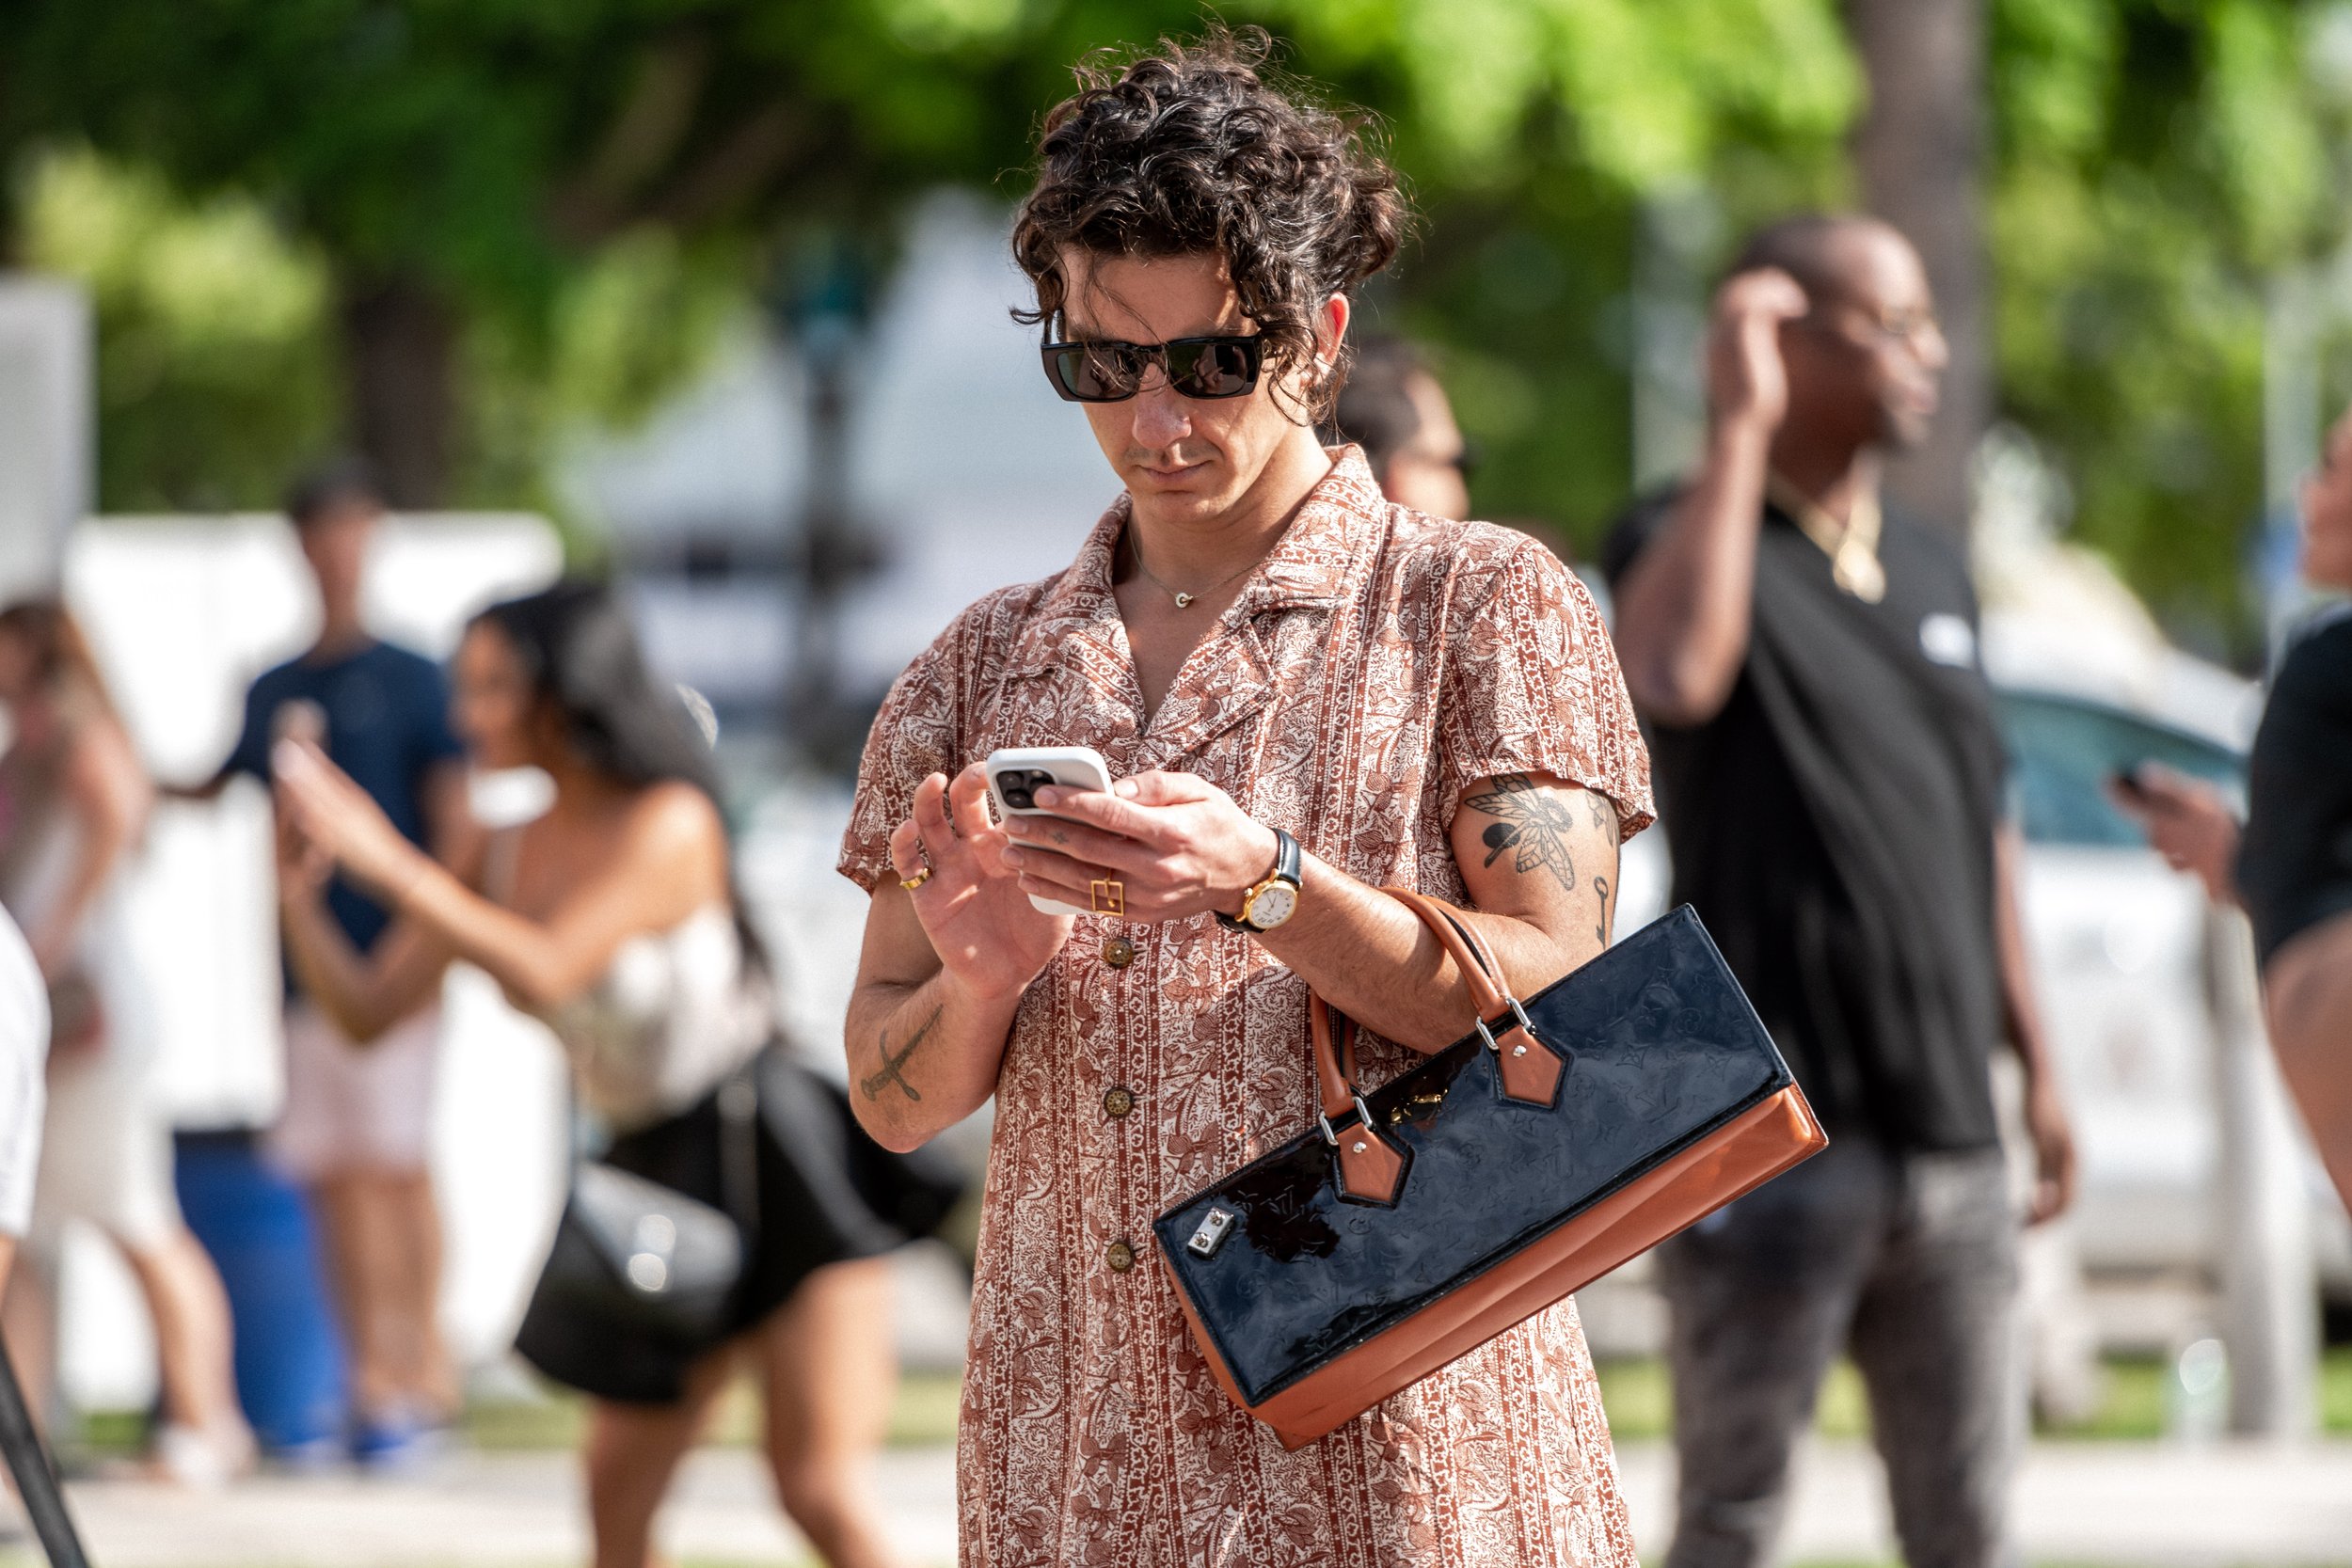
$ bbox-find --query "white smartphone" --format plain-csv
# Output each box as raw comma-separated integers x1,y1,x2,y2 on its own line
984,746,1117,917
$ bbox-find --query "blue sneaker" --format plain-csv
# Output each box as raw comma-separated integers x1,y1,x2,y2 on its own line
350,1407,446,1472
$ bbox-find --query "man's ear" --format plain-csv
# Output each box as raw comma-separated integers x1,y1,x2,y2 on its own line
1314,293,1352,374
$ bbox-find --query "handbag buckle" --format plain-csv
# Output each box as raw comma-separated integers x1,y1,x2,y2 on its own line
1317,1093,1377,1147
1474,997,1537,1053
1185,1207,1236,1258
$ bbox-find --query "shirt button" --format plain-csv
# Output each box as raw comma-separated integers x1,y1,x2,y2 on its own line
1103,1086,1136,1119
1105,1240,1136,1275
1101,936,1137,968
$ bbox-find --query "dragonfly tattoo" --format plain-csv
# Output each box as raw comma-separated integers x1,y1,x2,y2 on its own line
1464,773,1580,892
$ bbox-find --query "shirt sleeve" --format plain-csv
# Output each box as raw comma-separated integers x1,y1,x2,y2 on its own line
2239,620,2352,967
1438,535,1656,842
837,626,968,894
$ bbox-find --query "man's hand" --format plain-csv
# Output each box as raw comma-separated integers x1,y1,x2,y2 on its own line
2024,1073,2077,1226
2112,763,2241,905
888,764,1073,1002
1707,267,1809,435
1611,268,1808,728
998,769,1279,924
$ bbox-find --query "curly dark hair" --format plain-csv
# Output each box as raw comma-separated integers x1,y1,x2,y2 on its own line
1010,29,1409,420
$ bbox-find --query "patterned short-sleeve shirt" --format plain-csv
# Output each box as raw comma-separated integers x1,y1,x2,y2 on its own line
840,449,1654,1568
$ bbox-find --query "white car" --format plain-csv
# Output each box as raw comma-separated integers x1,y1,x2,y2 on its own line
1996,682,2351,1309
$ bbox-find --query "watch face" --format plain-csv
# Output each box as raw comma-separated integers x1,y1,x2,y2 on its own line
1248,882,1299,929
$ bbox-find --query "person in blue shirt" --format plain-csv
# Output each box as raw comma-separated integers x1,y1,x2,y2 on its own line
183,459,473,1463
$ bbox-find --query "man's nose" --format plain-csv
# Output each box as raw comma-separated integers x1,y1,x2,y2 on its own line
1130,377,1192,449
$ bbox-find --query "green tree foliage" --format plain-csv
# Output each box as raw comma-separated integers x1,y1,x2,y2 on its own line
17,150,338,512
1989,0,2352,655
0,0,1854,521
7,0,2346,655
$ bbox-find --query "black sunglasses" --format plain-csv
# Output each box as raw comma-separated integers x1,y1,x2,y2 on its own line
1039,323,1265,404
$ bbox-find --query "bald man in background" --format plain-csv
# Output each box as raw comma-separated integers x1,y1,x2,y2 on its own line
1603,215,2074,1568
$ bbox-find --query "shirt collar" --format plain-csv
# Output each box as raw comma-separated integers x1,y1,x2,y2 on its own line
1023,442,1389,634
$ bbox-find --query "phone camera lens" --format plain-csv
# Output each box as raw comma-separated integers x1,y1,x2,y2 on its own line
996,772,1034,810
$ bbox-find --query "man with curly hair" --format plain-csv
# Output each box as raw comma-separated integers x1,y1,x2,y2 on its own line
838,32,1651,1568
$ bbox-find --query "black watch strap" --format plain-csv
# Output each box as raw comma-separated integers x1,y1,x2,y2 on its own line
1216,828,1302,933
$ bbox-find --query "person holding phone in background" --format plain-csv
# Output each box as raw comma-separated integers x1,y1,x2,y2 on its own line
2118,402,2352,1213
175,460,474,1464
1601,214,2074,1568
270,582,910,1568
840,34,1653,1566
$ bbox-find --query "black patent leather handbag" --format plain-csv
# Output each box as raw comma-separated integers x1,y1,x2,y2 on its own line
516,1064,758,1391
1153,893,1826,1449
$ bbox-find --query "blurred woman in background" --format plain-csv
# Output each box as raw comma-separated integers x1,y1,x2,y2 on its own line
0,598,253,1486
271,581,907,1568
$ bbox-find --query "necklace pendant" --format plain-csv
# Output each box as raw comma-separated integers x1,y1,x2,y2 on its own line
1174,592,1195,609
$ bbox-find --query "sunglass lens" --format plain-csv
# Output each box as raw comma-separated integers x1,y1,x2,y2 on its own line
1168,339,1257,398
1046,345,1130,402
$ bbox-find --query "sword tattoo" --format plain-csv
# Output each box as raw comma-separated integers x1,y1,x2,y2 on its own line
861,1005,942,1103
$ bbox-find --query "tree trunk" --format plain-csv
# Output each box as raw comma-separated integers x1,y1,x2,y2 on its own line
1847,0,1991,532
338,277,457,508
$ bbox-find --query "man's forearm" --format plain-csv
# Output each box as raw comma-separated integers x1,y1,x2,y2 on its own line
1257,855,1595,1053
1993,826,2058,1082
1613,419,1772,726
846,971,1022,1152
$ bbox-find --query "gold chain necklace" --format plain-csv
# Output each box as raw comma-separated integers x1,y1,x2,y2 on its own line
1124,525,1268,610
1767,472,1887,603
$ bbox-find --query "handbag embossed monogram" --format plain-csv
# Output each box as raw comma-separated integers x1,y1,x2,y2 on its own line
1153,890,1826,1449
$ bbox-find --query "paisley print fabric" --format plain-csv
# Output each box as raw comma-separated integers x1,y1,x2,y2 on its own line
839,448,1654,1568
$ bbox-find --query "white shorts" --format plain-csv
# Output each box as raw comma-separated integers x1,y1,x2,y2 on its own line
31,1048,183,1250
268,1003,442,1181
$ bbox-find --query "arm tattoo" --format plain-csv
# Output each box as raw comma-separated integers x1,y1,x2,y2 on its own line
1594,874,1611,947
860,1004,942,1103
1462,773,1580,893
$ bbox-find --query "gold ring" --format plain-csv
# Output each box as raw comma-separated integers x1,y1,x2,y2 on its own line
1089,878,1125,917
899,866,933,892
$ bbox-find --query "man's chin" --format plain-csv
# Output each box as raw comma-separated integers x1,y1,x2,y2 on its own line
1128,479,1237,529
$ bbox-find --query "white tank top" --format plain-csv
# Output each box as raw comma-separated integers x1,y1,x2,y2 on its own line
540,904,771,1128
0,787,155,1068
487,829,770,1128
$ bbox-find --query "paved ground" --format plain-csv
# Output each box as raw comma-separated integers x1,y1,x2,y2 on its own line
14,1437,2352,1567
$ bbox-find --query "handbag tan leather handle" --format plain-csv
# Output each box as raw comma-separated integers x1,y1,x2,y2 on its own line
1379,887,1565,1106
1308,889,1572,1204
1310,997,1409,1205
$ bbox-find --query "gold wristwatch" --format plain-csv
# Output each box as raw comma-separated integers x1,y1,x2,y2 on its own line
1216,828,1303,934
